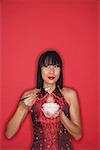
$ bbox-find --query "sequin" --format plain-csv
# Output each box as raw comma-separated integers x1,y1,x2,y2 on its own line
31,87,73,150
66,143,69,147
36,137,38,140
40,144,42,147
59,130,62,133
47,145,50,148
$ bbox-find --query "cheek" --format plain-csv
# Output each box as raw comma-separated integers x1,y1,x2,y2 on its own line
55,69,61,78
41,69,48,79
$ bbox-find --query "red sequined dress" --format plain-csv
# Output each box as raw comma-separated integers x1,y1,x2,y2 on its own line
30,87,73,150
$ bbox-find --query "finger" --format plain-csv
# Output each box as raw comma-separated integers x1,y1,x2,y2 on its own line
24,96,33,100
29,93,38,98
24,98,36,106
21,94,33,100
34,88,40,93
46,111,51,116
24,97,34,104
27,93,37,98
43,111,51,118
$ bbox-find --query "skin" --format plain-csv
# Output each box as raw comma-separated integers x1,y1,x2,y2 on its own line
41,65,82,140
5,64,82,141
41,65,60,90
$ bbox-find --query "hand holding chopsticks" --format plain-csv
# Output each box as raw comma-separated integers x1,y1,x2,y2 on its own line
19,89,40,110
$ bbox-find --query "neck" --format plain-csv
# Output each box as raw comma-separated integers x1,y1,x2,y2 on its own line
43,82,56,93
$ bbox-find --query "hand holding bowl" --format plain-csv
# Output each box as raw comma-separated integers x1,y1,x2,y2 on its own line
42,102,60,119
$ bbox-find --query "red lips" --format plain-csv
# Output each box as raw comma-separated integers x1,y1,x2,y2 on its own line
48,76,55,80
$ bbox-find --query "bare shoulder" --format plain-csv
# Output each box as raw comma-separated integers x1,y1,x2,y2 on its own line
61,87,78,105
62,87,77,97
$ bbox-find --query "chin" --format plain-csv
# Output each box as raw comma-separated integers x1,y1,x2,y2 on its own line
46,79,57,84
47,81,56,84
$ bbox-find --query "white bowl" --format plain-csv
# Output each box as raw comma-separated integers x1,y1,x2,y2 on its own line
42,102,60,116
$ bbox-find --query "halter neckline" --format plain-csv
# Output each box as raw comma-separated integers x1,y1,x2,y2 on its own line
37,86,63,99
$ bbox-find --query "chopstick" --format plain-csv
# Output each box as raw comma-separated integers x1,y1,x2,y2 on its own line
19,93,39,101
19,97,29,101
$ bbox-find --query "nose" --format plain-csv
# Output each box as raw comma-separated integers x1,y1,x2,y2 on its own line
49,66,55,73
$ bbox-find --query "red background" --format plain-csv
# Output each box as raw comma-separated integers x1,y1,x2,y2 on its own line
1,0,99,150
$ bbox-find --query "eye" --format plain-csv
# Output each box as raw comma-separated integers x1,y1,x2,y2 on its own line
54,64,60,68
43,64,49,67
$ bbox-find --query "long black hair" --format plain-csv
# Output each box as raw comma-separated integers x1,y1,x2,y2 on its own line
37,50,63,89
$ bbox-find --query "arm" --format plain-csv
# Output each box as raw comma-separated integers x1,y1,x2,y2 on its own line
5,88,40,139
5,102,29,139
60,88,82,140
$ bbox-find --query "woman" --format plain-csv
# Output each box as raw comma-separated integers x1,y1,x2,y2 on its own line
5,50,82,150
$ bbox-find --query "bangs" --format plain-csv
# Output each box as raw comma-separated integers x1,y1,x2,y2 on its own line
37,50,63,89
40,52,62,67
43,57,61,67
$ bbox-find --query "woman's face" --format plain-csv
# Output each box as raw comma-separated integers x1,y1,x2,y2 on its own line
41,65,61,85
